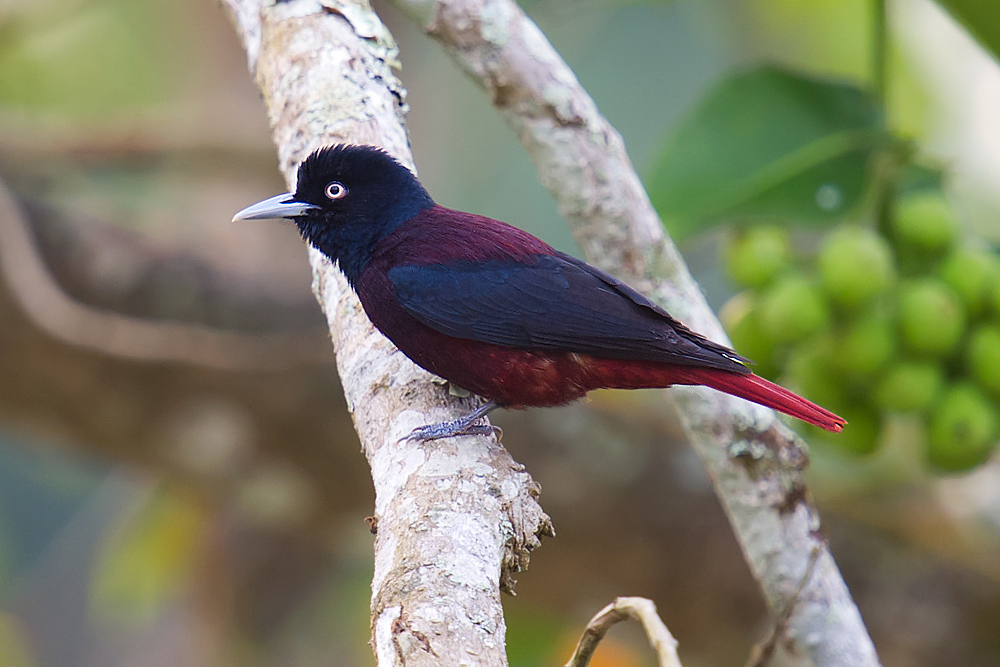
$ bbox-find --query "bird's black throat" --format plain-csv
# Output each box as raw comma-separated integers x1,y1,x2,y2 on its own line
294,197,432,287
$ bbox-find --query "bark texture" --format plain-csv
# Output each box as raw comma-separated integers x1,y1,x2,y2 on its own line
389,0,881,665
219,1,552,664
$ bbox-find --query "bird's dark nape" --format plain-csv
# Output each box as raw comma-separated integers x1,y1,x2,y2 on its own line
235,144,846,435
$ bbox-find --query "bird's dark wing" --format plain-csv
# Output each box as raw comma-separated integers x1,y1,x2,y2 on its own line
388,251,749,372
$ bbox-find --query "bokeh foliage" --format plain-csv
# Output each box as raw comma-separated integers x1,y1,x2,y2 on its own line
0,0,999,665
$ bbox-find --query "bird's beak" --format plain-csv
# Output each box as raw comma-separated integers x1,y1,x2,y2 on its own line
232,193,320,222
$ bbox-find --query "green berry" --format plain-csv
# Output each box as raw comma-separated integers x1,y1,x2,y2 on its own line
759,275,829,344
927,383,998,472
991,281,1000,318
874,361,943,413
897,279,965,357
831,405,881,455
786,336,845,409
893,192,959,253
829,315,896,380
967,324,1000,396
939,247,1000,317
720,292,778,377
818,226,896,309
724,225,792,289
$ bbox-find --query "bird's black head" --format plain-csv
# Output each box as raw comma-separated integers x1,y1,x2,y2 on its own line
234,144,434,286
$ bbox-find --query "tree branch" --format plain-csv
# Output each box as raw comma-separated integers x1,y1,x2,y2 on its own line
0,177,327,371
218,1,552,664
388,1,881,664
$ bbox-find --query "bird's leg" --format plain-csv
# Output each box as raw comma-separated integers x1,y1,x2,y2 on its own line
403,401,501,442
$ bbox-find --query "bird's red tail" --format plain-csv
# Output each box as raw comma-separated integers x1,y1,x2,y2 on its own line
676,368,846,432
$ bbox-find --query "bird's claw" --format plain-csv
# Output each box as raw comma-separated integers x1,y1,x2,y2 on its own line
402,418,499,443
399,401,501,443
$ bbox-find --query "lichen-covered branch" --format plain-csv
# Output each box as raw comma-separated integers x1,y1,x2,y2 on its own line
390,0,881,664
218,1,552,664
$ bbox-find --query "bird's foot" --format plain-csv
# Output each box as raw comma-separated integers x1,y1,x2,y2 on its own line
403,420,498,442
402,401,501,443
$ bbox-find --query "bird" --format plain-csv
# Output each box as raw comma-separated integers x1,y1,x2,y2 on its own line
234,144,846,439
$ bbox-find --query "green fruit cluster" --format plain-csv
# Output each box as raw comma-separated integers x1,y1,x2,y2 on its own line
720,196,1000,472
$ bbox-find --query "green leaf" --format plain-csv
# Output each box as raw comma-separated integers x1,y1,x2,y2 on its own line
935,0,1000,62
0,0,179,115
898,162,945,196
90,490,204,625
648,66,889,238
0,614,37,667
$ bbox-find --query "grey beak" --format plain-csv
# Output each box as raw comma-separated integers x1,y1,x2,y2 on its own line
232,193,320,222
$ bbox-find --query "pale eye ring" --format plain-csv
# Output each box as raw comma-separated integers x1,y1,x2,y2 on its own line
325,181,348,200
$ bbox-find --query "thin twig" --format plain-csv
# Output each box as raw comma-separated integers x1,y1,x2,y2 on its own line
565,597,683,667
744,545,823,667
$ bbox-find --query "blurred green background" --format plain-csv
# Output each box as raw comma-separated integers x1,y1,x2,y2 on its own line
1,0,1000,665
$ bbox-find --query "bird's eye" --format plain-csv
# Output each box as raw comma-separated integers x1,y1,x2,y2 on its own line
325,181,348,200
